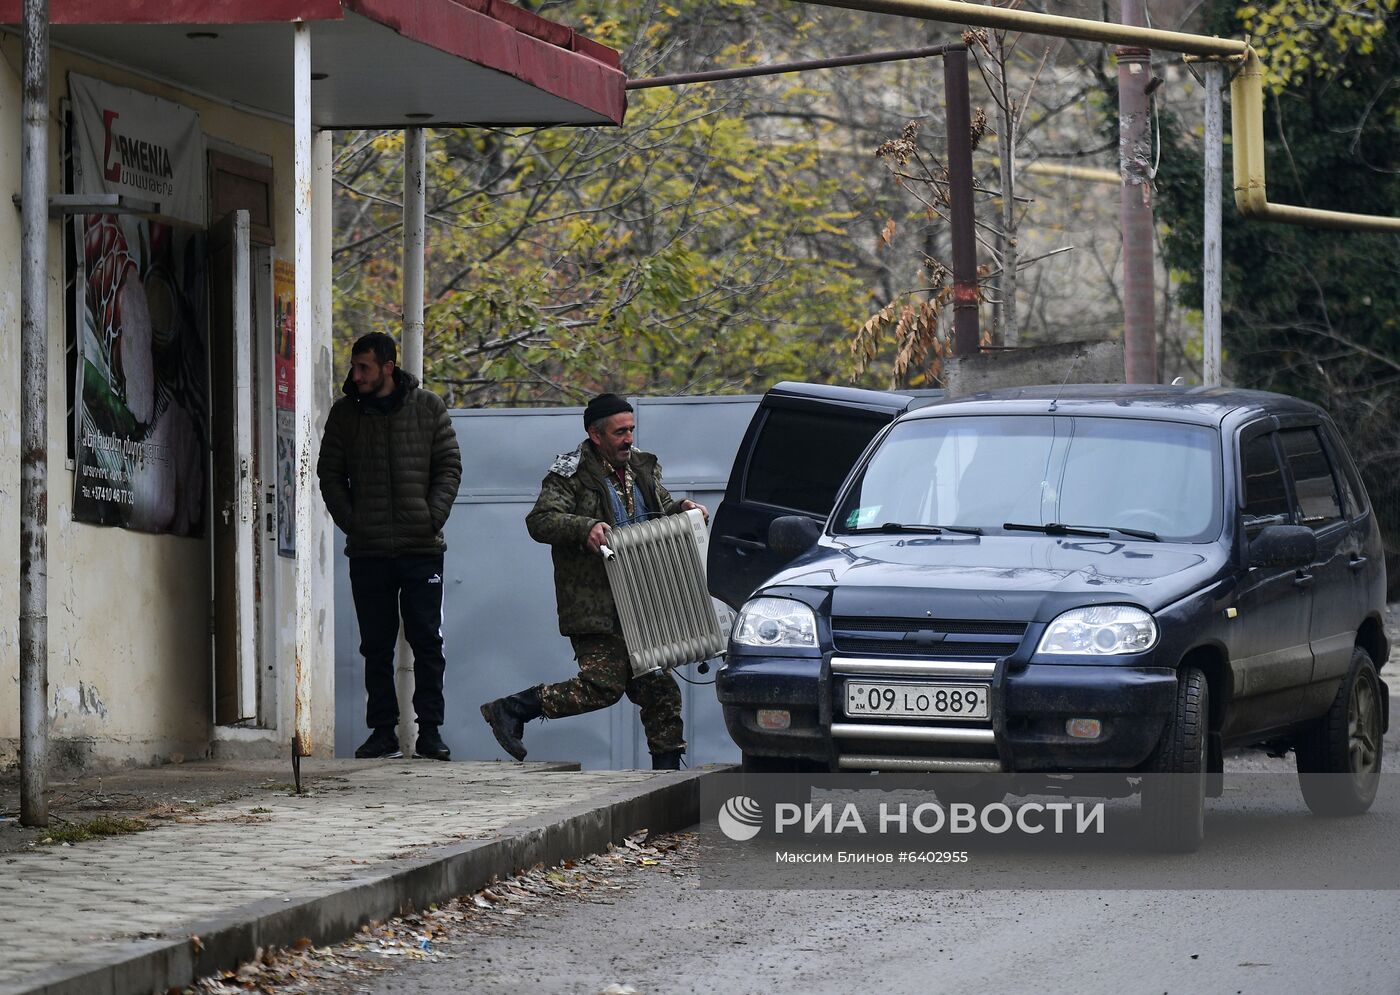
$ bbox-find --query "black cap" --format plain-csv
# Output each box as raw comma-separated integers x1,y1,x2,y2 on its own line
584,393,633,429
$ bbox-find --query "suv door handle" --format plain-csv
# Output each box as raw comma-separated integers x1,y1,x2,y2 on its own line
721,536,767,552
1293,571,1314,589
1349,555,1368,573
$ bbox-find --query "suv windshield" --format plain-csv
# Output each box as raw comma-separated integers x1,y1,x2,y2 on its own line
833,414,1223,542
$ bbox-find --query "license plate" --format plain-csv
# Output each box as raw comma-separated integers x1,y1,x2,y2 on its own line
844,681,989,719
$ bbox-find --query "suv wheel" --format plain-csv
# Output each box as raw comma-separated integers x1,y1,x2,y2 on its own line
739,753,816,811
1140,666,1208,853
1295,647,1383,817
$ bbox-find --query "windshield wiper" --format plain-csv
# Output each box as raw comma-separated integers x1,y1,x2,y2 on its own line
844,522,982,535
1003,522,1111,538
1003,522,1160,541
1101,525,1160,542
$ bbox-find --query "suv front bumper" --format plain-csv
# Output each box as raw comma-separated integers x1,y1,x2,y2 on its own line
717,654,1177,772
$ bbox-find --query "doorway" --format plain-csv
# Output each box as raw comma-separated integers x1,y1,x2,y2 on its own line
207,147,279,728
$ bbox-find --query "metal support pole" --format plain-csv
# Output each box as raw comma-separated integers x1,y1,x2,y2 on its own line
943,47,979,358
1118,0,1157,384
1202,63,1223,387
395,126,426,756
292,20,314,763
627,43,957,89
19,0,50,828
402,128,426,377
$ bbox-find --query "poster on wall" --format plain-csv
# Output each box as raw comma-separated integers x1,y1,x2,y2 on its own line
69,75,210,536
273,260,295,411
73,215,210,535
69,73,207,226
276,410,296,558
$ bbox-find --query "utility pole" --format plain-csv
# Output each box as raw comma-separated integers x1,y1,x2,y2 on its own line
943,46,979,358
1118,0,1157,384
396,126,427,758
19,0,50,827
1201,62,1224,387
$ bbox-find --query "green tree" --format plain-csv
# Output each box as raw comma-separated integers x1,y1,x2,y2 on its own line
332,0,906,405
1155,0,1400,589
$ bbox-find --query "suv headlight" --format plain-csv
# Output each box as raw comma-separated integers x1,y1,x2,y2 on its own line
733,597,818,649
1036,605,1157,656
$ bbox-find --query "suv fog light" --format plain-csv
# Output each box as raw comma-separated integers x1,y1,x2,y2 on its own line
757,709,791,731
1066,718,1102,739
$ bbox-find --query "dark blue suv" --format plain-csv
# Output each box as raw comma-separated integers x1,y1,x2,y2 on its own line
709,383,1389,850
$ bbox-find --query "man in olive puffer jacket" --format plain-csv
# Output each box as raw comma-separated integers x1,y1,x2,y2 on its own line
318,332,462,761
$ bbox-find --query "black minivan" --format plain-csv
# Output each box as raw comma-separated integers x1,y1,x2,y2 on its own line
709,383,1389,850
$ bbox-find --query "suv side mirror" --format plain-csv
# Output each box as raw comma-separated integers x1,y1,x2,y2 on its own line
1248,524,1317,570
769,515,823,560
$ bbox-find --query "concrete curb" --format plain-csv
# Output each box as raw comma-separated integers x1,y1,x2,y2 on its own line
2,766,725,995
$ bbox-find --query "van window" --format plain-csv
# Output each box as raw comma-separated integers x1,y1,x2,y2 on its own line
1279,427,1343,529
1241,433,1290,532
743,407,886,515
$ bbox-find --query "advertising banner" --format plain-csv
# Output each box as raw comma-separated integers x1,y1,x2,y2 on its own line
69,73,206,226
274,259,296,411
73,214,210,536
276,409,296,558
69,76,210,536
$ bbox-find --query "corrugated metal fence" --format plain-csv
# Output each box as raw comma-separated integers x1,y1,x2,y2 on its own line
333,394,760,768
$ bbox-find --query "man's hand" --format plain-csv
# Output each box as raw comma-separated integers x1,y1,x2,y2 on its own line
587,520,611,555
680,499,709,525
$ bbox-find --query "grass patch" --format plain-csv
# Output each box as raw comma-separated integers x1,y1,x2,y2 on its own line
42,816,146,845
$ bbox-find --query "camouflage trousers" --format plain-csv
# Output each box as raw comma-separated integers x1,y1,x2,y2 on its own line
536,633,685,754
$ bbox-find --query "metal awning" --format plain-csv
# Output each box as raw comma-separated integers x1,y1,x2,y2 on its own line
0,0,627,128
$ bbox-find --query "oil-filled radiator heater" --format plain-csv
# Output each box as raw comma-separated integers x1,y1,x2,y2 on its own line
600,508,727,677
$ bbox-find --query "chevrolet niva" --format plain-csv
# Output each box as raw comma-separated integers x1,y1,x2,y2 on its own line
708,383,1389,851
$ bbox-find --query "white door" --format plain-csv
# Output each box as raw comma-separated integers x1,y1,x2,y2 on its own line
209,209,257,723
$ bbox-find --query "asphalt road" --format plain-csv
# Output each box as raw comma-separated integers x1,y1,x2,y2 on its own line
337,769,1400,995
229,664,1400,995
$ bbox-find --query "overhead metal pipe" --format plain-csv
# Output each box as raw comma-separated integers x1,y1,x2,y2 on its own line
790,0,1245,57
1022,161,1119,185
798,0,1400,233
19,0,49,828
1229,49,1400,232
626,43,959,89
943,46,979,357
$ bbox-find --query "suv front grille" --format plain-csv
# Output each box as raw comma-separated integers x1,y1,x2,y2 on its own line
831,616,1027,659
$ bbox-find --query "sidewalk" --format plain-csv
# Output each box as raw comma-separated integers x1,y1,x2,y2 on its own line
0,758,717,995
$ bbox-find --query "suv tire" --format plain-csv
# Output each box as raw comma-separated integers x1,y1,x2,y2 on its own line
1295,646,1383,817
1140,666,1208,853
740,753,816,813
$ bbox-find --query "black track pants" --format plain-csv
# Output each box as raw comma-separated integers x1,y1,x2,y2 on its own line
349,553,447,729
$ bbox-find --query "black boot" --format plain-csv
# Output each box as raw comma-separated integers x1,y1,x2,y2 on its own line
479,688,543,761
354,727,403,759
414,725,451,761
651,749,684,771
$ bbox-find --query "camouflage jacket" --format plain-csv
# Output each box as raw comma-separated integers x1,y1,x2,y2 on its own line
526,441,682,636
